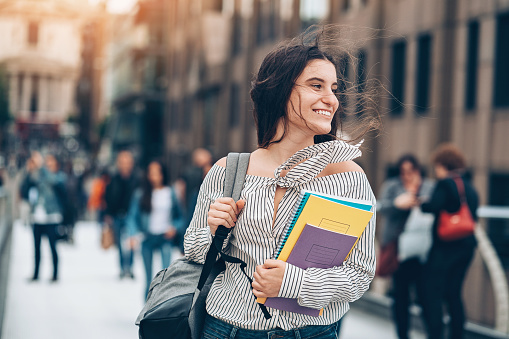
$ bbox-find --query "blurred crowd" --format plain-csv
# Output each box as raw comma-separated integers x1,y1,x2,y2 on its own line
12,141,479,339
17,147,213,299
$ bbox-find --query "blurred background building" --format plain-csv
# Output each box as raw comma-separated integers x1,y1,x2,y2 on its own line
1,0,508,336
0,0,107,161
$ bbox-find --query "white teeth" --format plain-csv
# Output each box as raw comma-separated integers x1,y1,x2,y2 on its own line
315,110,331,117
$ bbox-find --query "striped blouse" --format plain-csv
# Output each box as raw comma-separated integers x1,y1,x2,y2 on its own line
184,140,377,331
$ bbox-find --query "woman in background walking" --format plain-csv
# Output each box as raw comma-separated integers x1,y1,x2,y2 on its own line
420,144,478,339
378,154,434,339
127,160,183,297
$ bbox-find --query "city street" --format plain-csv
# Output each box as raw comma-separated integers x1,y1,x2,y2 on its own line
1,219,425,339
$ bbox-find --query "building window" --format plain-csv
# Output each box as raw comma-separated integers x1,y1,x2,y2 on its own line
415,34,432,113
465,20,479,112
28,21,39,46
229,84,240,127
342,0,351,12
183,96,193,131
390,40,406,116
356,50,366,115
169,101,179,131
494,12,509,108
232,13,243,55
300,0,328,31
488,173,509,268
338,56,349,111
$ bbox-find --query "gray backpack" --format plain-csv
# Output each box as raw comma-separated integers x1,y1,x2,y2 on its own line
135,153,270,339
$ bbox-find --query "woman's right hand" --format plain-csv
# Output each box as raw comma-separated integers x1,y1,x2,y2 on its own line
207,198,245,235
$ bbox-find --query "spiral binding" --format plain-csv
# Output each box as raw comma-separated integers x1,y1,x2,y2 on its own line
274,191,310,259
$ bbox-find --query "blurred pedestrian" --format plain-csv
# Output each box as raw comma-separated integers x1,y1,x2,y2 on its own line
20,152,68,282
419,144,478,339
180,149,213,224
104,150,139,279
175,148,213,252
185,27,379,337
378,154,434,339
126,160,183,297
88,168,110,224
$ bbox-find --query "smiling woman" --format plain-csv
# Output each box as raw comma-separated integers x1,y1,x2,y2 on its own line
184,25,381,338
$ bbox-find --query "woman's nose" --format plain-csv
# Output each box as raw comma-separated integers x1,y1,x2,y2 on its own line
322,91,339,107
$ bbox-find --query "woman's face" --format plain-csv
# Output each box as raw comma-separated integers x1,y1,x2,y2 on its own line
147,162,164,188
286,59,339,137
399,161,419,185
45,155,58,173
434,163,448,179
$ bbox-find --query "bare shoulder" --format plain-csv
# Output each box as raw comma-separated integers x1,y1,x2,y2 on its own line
215,157,227,168
320,160,364,177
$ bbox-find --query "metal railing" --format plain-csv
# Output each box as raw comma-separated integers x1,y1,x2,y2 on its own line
0,188,12,257
476,206,509,334
0,188,13,339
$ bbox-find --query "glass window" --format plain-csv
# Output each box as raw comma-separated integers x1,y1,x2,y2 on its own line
494,12,509,108
27,21,38,46
415,34,432,113
465,20,479,111
390,40,406,116
229,84,240,127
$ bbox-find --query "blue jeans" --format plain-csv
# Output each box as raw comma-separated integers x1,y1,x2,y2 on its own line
201,314,340,339
113,216,133,275
141,234,173,297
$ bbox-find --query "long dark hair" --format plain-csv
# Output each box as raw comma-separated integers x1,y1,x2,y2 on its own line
250,25,380,148
140,160,169,213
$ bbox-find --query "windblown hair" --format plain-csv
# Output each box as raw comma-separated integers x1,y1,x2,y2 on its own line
250,25,381,148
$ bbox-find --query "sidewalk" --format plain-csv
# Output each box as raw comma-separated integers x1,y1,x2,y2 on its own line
2,219,421,339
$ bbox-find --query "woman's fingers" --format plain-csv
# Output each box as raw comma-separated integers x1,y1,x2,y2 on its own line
207,198,246,235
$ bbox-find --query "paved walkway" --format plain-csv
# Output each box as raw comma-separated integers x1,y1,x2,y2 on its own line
2,219,425,339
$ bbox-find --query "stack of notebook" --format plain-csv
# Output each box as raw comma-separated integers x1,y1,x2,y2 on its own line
257,190,374,316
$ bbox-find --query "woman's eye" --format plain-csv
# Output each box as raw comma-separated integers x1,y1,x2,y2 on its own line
311,84,322,90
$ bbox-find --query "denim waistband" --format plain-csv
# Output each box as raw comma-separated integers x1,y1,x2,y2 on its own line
202,314,340,339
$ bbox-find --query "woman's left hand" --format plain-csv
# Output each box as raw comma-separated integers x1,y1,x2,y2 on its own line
252,259,286,298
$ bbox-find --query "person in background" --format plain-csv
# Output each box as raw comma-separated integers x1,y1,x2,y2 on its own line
104,150,139,279
419,144,478,339
184,27,380,338
127,160,183,297
88,168,111,224
177,148,213,251
378,154,434,339
20,152,68,282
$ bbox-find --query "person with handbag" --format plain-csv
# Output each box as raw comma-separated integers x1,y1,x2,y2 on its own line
126,160,184,298
184,27,380,338
377,154,434,339
418,144,478,339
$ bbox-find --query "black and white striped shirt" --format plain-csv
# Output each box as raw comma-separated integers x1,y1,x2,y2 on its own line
184,140,376,331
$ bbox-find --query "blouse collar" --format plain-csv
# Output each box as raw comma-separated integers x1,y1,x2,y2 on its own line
271,139,363,188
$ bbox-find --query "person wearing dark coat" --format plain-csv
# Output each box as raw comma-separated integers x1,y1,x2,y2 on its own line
104,150,139,279
419,144,478,339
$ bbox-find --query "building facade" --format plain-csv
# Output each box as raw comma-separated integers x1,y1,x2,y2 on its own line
0,0,107,149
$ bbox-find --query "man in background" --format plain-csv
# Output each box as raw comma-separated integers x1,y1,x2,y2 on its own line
104,150,139,279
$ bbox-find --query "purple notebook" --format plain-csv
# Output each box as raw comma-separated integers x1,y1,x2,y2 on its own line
264,224,358,316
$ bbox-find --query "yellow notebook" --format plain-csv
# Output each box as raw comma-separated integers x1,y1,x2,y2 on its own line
257,194,374,305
